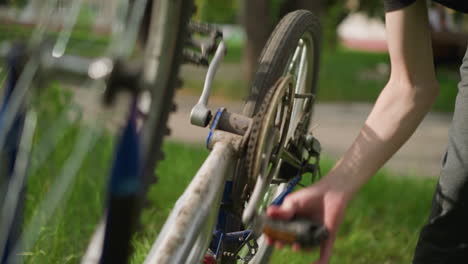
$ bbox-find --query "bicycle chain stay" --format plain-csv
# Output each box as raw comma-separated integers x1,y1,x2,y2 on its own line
206,108,252,150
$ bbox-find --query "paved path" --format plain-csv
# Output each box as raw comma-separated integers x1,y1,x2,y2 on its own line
169,92,451,178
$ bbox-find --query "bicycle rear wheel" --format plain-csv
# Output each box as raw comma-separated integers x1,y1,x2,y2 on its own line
240,10,322,264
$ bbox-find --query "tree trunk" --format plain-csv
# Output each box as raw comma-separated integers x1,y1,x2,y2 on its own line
241,0,272,85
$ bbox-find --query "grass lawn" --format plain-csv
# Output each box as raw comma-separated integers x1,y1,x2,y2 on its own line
271,169,435,264
134,142,436,264
0,23,109,58
317,48,460,114
182,45,460,113
20,139,437,264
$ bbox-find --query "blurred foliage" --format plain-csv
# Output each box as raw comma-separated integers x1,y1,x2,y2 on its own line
191,0,385,49
0,0,27,7
0,23,109,57
270,0,286,25
194,0,239,24
190,0,385,25
356,0,385,18
181,43,458,113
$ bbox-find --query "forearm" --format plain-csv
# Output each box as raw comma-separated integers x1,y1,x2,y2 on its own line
328,80,438,196
324,0,439,197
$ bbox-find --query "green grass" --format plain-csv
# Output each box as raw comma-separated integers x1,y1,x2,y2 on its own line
25,130,113,263
224,38,244,64
183,43,459,113
21,83,114,263
134,143,436,264
318,48,459,113
272,169,435,264
20,136,437,264
131,142,209,263
318,49,389,102
0,23,109,58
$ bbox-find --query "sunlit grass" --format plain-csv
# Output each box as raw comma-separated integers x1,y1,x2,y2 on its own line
134,142,436,264
18,135,437,263
182,45,459,113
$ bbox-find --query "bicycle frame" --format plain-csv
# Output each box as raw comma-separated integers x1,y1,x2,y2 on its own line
144,129,240,263
143,106,304,263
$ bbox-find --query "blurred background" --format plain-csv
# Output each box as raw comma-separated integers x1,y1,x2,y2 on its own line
0,1,467,263
1,0,467,110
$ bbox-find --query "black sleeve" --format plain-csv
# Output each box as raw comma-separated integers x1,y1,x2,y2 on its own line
384,0,417,12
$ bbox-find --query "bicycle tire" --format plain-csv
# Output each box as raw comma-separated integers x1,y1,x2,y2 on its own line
234,9,322,201
243,10,321,117
139,0,194,200
242,10,322,264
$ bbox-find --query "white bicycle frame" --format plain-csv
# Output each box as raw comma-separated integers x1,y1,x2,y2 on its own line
144,130,243,264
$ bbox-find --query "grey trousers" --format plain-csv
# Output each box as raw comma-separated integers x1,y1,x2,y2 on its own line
413,47,468,263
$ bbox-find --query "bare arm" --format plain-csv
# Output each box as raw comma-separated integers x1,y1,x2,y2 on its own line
327,0,439,197
268,1,440,263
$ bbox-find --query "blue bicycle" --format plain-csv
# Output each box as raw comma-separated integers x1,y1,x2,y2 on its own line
0,0,323,263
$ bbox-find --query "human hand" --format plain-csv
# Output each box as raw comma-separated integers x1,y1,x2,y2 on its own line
266,176,352,264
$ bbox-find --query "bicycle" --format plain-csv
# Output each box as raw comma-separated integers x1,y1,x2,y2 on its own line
0,0,323,263
142,6,324,264
0,0,191,263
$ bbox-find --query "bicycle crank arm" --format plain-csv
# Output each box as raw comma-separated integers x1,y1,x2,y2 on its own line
190,41,227,127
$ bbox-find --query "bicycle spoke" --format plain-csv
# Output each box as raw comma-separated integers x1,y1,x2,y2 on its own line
288,39,309,138
28,0,60,48
7,126,100,264
81,219,106,264
0,0,198,262
27,105,82,177
52,0,85,58
111,0,148,57
0,66,6,89
287,39,304,74
0,111,36,262
0,59,39,158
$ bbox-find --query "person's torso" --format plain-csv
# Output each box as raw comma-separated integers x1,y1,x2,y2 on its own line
384,0,468,13
433,0,468,13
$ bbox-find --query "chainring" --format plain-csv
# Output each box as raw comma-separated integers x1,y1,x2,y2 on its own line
245,75,294,197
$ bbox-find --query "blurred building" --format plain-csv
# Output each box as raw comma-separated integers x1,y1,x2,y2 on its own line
337,12,387,52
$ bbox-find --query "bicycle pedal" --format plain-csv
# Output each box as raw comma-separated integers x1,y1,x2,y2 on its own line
188,21,222,38
183,49,209,66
